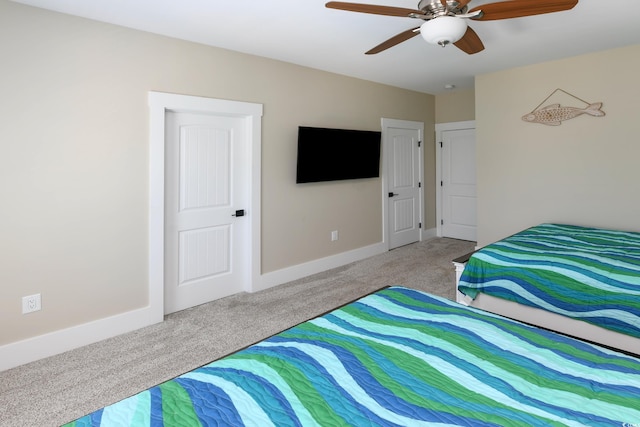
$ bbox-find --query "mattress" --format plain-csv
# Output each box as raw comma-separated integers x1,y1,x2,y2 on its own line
65,286,640,426
459,223,640,338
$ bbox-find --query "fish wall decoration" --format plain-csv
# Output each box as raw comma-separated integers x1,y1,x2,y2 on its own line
522,89,605,126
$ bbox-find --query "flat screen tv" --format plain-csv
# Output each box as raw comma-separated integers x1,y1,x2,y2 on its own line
296,126,381,184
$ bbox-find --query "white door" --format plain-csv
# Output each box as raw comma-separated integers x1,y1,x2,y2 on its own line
440,127,476,241
383,120,423,249
164,112,249,314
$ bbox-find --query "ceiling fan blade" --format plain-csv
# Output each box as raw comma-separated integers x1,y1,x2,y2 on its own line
454,26,485,54
469,0,578,21
366,27,420,54
326,1,422,17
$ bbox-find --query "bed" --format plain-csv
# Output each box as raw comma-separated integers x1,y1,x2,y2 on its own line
456,223,640,355
65,286,640,426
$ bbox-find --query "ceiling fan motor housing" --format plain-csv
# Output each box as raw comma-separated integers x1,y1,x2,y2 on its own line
418,0,468,15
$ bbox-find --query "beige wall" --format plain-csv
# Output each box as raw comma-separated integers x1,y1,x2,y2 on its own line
476,44,640,246
0,0,433,345
435,89,475,123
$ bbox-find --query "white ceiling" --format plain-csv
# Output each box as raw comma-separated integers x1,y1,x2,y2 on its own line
12,0,640,94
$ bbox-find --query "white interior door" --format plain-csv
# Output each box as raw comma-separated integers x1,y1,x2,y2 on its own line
164,111,249,314
383,119,423,249
440,126,476,241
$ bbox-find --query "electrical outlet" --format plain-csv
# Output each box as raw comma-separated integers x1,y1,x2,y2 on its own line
22,293,41,314
331,230,339,241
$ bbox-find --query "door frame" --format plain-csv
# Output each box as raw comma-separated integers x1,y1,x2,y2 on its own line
435,120,475,238
381,118,424,250
148,92,263,318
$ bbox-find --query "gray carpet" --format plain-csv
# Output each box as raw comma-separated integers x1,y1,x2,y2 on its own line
0,237,475,427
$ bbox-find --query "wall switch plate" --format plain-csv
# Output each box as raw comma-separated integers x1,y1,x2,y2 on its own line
331,230,339,241
22,293,41,314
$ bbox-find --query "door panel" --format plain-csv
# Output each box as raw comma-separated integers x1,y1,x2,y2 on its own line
442,128,476,241
179,225,230,284
179,126,230,210
393,198,415,232
387,127,421,249
165,112,248,314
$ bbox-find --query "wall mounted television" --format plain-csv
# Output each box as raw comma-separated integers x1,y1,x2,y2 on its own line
296,126,382,184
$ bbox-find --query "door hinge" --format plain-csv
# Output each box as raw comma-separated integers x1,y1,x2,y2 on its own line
418,182,421,188
419,222,422,228
439,141,443,148
418,140,422,147
441,219,444,225
440,180,443,186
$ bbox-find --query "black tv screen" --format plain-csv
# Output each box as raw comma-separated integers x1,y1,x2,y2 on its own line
296,126,381,183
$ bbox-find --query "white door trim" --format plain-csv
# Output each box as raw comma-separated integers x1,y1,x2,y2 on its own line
435,120,475,238
149,92,263,317
381,118,425,250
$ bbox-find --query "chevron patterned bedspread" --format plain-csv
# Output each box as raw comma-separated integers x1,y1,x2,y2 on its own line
66,286,640,426
459,223,640,339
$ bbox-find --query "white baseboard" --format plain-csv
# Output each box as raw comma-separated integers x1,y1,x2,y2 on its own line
0,241,389,372
256,230,439,293
0,306,161,372
422,227,437,240
256,242,387,293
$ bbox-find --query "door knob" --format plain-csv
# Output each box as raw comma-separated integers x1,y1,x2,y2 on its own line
388,192,398,198
232,209,245,217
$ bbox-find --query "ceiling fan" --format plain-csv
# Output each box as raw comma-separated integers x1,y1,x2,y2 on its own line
326,0,579,55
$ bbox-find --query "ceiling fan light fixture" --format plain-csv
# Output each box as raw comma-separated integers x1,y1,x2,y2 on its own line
420,16,468,47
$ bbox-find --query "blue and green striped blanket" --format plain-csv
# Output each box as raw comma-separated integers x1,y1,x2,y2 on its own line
459,223,640,339
66,286,640,426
